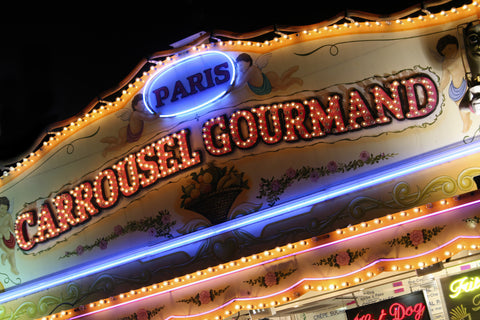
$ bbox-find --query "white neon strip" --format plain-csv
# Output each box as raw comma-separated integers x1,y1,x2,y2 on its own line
1,140,480,304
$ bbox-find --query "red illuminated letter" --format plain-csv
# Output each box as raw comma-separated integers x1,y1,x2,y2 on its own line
229,110,258,148
15,211,36,250
155,135,180,177
70,182,99,218
35,203,60,242
53,192,84,232
372,81,404,123
173,130,201,169
306,96,347,134
348,90,376,129
403,76,438,118
252,106,283,144
282,102,310,141
202,116,232,156
115,155,140,197
93,169,119,209
136,145,160,187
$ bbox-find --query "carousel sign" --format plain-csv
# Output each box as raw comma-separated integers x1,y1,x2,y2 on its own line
14,71,439,251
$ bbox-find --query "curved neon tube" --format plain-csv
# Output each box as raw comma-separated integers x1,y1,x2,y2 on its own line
68,232,480,320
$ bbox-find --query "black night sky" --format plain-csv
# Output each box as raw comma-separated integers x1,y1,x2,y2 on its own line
0,0,469,166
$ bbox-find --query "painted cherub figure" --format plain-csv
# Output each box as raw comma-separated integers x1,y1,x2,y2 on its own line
101,94,157,156
0,197,18,275
463,22,480,117
235,53,303,95
437,34,472,132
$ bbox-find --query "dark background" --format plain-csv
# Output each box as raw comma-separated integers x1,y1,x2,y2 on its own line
0,0,469,166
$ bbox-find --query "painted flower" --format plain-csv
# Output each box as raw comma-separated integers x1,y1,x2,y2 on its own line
409,230,424,247
335,251,351,266
264,271,278,287
161,214,171,225
359,151,370,162
310,170,320,182
76,245,84,256
286,167,296,179
99,239,108,250
114,225,124,236
271,179,281,192
147,227,157,237
136,308,149,320
199,290,211,305
327,161,338,173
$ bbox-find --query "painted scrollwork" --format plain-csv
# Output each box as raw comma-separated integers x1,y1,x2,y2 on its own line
391,176,457,208
457,167,480,190
347,168,480,220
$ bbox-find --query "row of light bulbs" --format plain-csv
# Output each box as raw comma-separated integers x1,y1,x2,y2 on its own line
44,191,480,320
1,2,477,186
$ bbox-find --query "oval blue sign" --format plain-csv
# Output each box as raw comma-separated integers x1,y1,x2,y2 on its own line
143,51,236,117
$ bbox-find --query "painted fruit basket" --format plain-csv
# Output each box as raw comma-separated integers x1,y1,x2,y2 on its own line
180,162,249,224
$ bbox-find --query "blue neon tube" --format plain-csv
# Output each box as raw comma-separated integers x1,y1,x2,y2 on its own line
1,139,480,304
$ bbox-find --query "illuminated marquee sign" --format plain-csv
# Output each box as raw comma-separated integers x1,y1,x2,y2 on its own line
14,70,439,251
203,74,437,155
449,275,480,298
346,291,430,320
440,268,480,319
143,51,236,117
15,130,201,251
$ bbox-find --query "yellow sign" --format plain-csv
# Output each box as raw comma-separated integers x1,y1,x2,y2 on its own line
449,276,480,298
